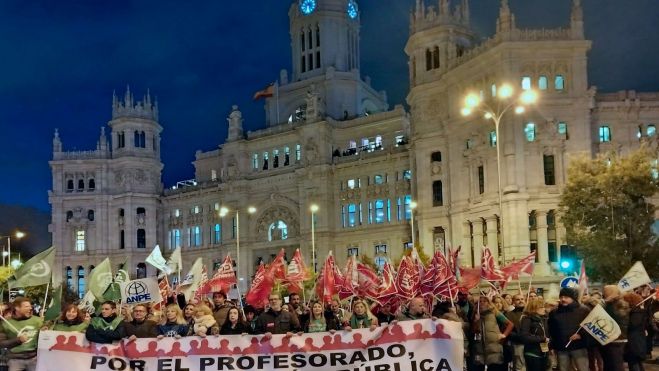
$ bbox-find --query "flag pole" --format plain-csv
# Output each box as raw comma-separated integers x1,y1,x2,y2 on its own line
41,281,51,318
526,273,534,304
235,283,247,322
0,315,19,333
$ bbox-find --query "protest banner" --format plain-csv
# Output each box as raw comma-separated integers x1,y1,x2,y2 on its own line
119,277,162,305
36,319,463,371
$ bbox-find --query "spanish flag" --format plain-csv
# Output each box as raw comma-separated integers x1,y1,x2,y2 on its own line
253,82,275,100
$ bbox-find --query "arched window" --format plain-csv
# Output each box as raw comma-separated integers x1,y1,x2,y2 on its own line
77,266,85,298
136,263,147,279
66,267,73,291
67,180,74,192
87,210,94,221
268,220,288,241
647,124,656,137
77,179,85,191
538,76,548,90
88,179,95,190
137,229,146,248
555,75,565,91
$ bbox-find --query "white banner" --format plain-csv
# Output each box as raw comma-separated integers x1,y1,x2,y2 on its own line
36,319,463,371
146,245,173,275
618,261,651,292
580,304,621,346
119,277,162,305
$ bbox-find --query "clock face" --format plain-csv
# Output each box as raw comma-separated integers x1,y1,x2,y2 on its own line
347,1,358,19
300,0,316,15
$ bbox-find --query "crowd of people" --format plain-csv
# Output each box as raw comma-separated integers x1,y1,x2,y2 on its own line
0,285,656,371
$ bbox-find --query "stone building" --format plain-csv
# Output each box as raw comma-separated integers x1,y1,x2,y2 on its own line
50,0,659,295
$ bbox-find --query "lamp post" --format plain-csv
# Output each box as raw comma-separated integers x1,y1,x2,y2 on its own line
461,85,538,263
219,206,256,279
310,204,319,273
1,231,25,268
410,201,418,248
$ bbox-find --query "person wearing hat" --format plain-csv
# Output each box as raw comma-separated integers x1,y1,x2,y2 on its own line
547,287,591,371
600,285,630,371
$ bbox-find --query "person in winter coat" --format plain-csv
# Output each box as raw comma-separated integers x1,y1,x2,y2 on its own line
601,285,630,371
192,305,219,337
547,287,590,371
471,296,514,371
157,304,189,339
397,297,430,322
52,304,88,332
123,304,159,341
345,299,378,331
304,301,338,333
220,307,252,335
255,292,298,335
85,301,125,344
623,293,647,371
518,298,549,371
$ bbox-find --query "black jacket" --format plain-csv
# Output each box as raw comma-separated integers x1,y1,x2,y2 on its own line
219,321,253,335
124,319,159,339
519,314,548,357
505,307,524,343
254,309,297,334
85,315,126,344
624,307,647,361
548,301,591,350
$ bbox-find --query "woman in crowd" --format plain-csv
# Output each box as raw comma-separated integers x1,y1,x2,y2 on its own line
345,299,378,331
157,304,188,339
219,307,252,335
518,298,549,370
623,293,647,371
304,301,337,333
183,304,196,325
52,304,88,332
471,296,514,371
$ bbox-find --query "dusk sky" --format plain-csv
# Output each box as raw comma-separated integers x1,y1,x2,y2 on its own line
1,0,658,211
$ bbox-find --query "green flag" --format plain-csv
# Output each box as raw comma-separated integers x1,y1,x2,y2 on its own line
103,258,129,302
8,247,55,289
88,258,113,300
44,285,62,321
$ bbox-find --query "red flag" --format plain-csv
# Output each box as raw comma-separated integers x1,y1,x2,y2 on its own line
395,254,422,300
315,252,338,304
246,263,274,309
253,83,275,100
377,261,398,305
154,276,173,311
356,262,381,301
481,248,506,282
458,267,481,291
267,248,287,281
338,255,358,300
194,266,210,299
206,255,237,294
502,251,536,280
422,251,457,299
284,249,311,294
578,260,589,296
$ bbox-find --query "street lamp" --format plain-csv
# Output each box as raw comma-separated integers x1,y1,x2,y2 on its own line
310,204,319,273
219,206,256,279
461,84,538,263
409,201,418,248
1,231,25,268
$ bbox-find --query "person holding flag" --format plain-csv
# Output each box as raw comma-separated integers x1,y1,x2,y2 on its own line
547,287,590,371
0,297,43,371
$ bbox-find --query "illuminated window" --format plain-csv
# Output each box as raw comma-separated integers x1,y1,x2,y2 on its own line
491,84,497,97
489,131,497,147
192,226,202,247
296,144,302,161
344,204,358,227
538,76,548,90
521,76,531,90
213,224,221,244
268,220,288,241
252,154,259,170
171,229,181,249
374,256,386,272
402,170,412,180
75,230,85,252
599,126,611,143
373,199,386,224
558,122,568,135
647,125,656,137
555,75,565,91
373,175,384,185
525,123,536,142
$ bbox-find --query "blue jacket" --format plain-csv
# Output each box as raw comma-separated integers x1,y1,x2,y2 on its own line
157,322,188,337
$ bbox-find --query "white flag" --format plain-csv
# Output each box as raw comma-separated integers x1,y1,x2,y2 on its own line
179,257,203,302
120,277,162,305
78,291,97,314
145,245,172,275
617,261,651,292
580,304,621,345
166,246,182,274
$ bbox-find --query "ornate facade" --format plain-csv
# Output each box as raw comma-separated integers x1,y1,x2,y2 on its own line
50,0,659,294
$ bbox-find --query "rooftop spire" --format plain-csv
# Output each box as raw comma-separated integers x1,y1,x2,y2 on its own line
112,86,159,121
496,0,516,37
571,0,584,39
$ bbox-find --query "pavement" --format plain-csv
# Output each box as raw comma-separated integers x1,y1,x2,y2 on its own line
644,347,659,371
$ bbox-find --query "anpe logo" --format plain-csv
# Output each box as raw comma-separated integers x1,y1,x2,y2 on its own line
125,281,151,304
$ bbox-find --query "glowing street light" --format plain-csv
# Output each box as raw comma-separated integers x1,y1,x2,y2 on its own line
1,230,25,268
218,206,256,279
461,84,539,263
310,204,319,273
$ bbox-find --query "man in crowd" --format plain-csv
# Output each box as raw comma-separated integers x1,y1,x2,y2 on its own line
86,301,125,344
124,304,158,340
376,303,396,325
506,294,526,371
601,285,629,371
212,291,234,328
288,293,308,325
548,287,590,371
398,297,429,321
0,297,42,371
255,292,299,335
329,298,347,327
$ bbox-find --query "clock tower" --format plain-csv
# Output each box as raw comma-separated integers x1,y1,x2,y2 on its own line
261,0,388,126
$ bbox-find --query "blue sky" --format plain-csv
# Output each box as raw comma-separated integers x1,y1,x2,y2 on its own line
0,0,657,211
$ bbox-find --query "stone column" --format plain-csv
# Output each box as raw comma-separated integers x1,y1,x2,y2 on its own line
485,216,499,261
535,210,550,275
462,221,473,267
471,219,484,266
